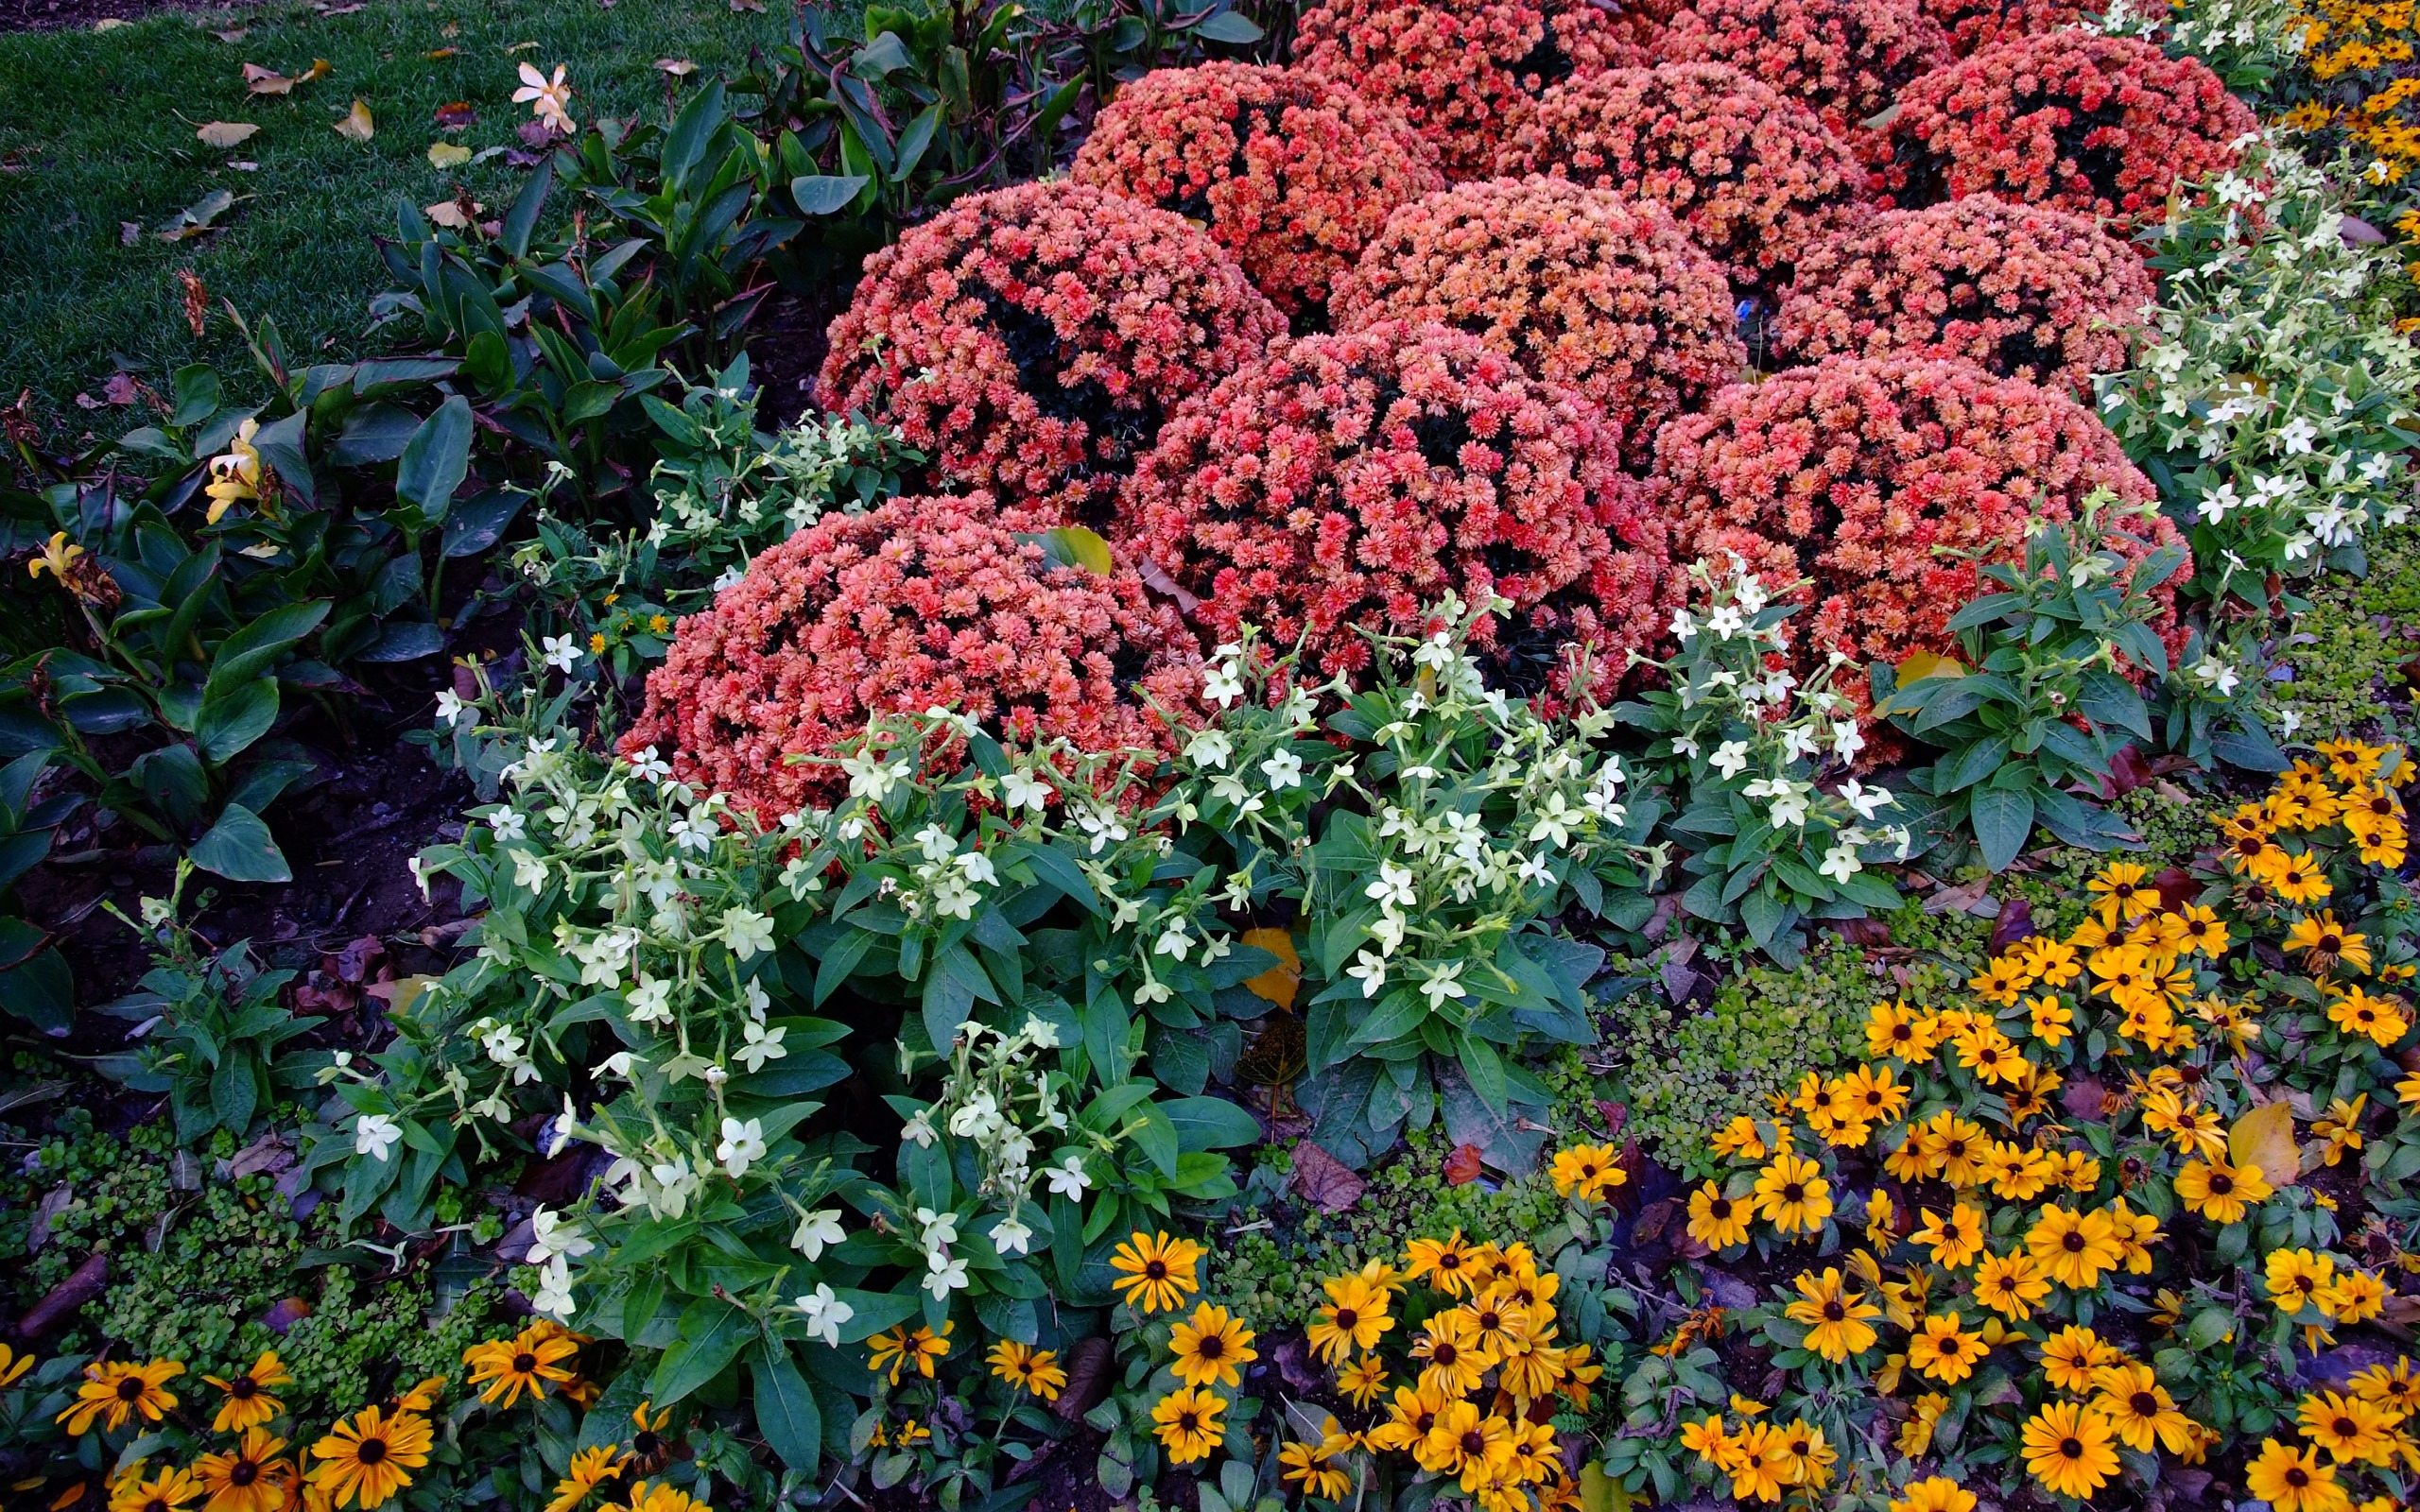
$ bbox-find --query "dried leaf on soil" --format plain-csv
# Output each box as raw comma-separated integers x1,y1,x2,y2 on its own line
196,121,260,147
333,98,375,142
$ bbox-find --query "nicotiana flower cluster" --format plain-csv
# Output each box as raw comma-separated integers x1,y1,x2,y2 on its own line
2095,136,2420,592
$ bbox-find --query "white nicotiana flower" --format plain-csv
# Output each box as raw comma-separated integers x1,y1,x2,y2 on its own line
717,1116,768,1178
527,1207,594,1265
1669,607,1697,643
510,850,549,893
1044,1154,1091,1197
795,1283,853,1348
841,751,911,803
1705,605,1744,640
1831,720,1866,760
2191,655,2241,696
792,1208,847,1260
628,745,672,782
488,807,527,843
1184,730,1233,770
1820,844,1862,884
1840,780,1893,821
353,1113,403,1162
435,689,470,727
1366,862,1416,910
598,1050,639,1079
1261,748,1305,789
1710,740,1751,781
1203,660,1245,707
1347,949,1389,998
902,1109,939,1148
541,634,583,673
722,907,775,960
924,1255,970,1298
626,975,675,1025
531,1255,577,1320
998,767,1054,813
1420,961,1466,1011
916,1207,960,1255
991,1213,1033,1256
1153,919,1193,961
737,1020,787,1073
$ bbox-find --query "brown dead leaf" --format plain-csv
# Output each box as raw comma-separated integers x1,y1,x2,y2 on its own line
1240,927,1301,1011
196,121,260,148
655,57,697,75
2231,1099,2301,1188
441,21,459,36
333,98,375,142
1443,1143,1484,1186
1288,1140,1366,1214
422,198,484,229
503,39,538,52
432,99,478,129
729,0,766,10
244,62,295,94
298,59,332,82
424,45,459,59
213,27,249,42
119,221,141,246
102,373,139,405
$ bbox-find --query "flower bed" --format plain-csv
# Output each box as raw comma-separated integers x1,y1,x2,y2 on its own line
1292,0,1651,177
1772,194,2153,394
1329,175,1746,463
1490,62,1872,293
1118,318,1670,687
1070,61,1444,321
818,180,1284,528
1876,30,2256,228
1654,0,1955,140
1650,353,2187,681
621,492,1200,819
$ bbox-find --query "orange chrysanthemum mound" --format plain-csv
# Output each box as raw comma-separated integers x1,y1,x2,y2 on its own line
1651,354,2186,681
1654,0,1952,141
1119,319,1671,692
1876,31,2254,229
1328,177,1744,466
1918,0,2095,56
1773,196,2152,396
1492,61,1871,291
817,181,1284,529
1293,0,1653,179
1070,62,1444,321
622,494,1201,820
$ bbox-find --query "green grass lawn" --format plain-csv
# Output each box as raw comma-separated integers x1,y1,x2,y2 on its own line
0,0,794,421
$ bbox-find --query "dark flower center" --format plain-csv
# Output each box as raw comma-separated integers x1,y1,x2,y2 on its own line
1462,1431,1487,1455
118,1379,147,1401
634,1432,664,1457
2059,1437,2083,1458
357,1438,389,1465
231,1462,259,1486
1335,1309,1359,1330
1433,1341,1459,1364
1823,1301,1845,1321
1197,1336,1223,1359
232,1377,258,1399
2335,1418,2357,1436
2210,1174,2236,1194
1710,1198,1733,1218
2288,1468,2311,1487
513,1353,538,1374
1781,1183,1806,1202
2134,1393,2159,1416
1178,1412,1201,1433
2064,1231,2086,1251
1146,1261,1167,1280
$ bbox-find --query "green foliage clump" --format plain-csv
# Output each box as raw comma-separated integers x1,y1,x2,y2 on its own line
95,1166,304,1377
2273,525,2420,740
1603,913,1988,1179
1205,1124,1569,1329
2008,782,2218,937
275,1267,504,1414
4,1116,182,1307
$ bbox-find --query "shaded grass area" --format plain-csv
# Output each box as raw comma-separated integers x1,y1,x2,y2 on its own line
0,0,794,421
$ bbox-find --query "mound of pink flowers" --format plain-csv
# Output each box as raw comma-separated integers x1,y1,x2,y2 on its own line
818,181,1283,528
1654,0,1952,141
1651,354,2187,685
1071,62,1443,321
1293,0,1650,178
1876,30,2254,228
1773,196,2152,395
1918,0,2095,57
1492,62,1872,291
1329,176,1745,465
1118,318,1671,689
622,494,1201,819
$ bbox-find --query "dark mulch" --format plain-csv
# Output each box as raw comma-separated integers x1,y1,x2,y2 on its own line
0,0,230,34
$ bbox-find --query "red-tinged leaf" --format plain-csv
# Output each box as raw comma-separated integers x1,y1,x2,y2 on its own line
433,99,478,129
1443,1143,1484,1186
1989,895,2038,956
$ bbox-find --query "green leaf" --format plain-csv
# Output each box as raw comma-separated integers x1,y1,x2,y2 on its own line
394,395,474,527
648,1297,752,1406
208,599,330,696
189,803,290,883
1161,1096,1261,1151
752,1339,821,1476
210,1057,257,1134
503,156,554,260
1459,1031,1507,1113
1350,988,1428,1048
1968,786,2035,872
791,174,870,215
195,680,279,765
1190,9,1263,41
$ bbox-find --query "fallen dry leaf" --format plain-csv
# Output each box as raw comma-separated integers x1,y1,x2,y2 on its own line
333,98,375,142
423,198,484,229
314,3,364,13
730,0,766,10
243,62,293,94
103,373,140,405
156,188,238,242
432,99,478,129
426,141,472,168
2231,1098,2301,1188
1443,1143,1485,1186
424,45,458,59
197,120,261,147
93,16,128,29
655,57,696,75
119,221,140,246
503,39,538,52
299,59,333,83
1288,1140,1367,1213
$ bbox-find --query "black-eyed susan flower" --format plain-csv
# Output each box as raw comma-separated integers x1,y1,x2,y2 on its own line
1457,1284,1531,1356
2174,1156,2274,1226
1336,1352,1389,1408
1972,1250,2050,1320
1150,1385,1224,1465
2328,986,2411,1047
1109,1230,1202,1314
1547,1142,1626,1202
2090,1362,2199,1453
462,1323,580,1407
2036,1326,2124,1393
193,1427,295,1512
2348,1357,2420,1415
1167,1304,1256,1391
1905,1313,1989,1384
1278,1418,1354,1499
2245,1435,2350,1512
1686,1183,1752,1249
2020,1400,2119,1500
544,1445,630,1512
985,1339,1070,1400
202,1350,292,1435
1781,1268,1878,1363
1416,1399,1511,1482
1720,1421,1792,1503
2299,1389,2400,1465
1910,1204,1984,1269
59,1357,183,1435
1753,1151,1831,1235
1708,1114,1771,1161
0,1343,32,1389
309,1405,434,1509
1404,1231,1479,1297
1306,1273,1393,1365
1887,1475,1976,1512
623,1481,708,1512
1894,1394,1949,1460
1363,1382,1449,1452
2320,1268,2390,1325
866,1324,951,1386
1409,1311,1494,1398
